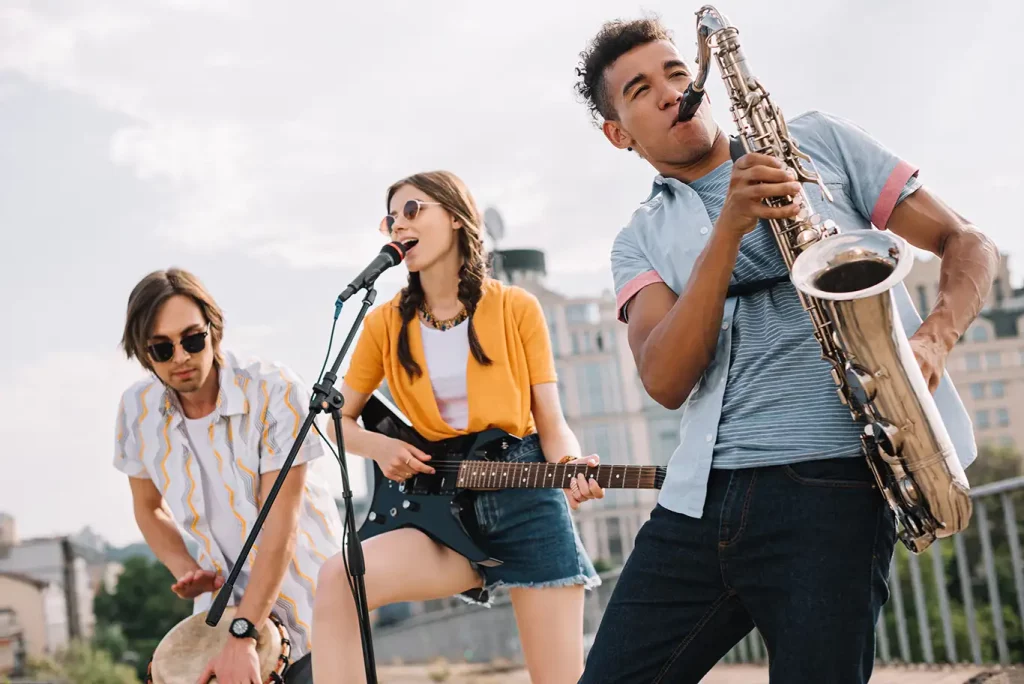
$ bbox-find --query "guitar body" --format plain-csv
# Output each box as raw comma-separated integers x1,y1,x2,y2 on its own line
357,391,515,567
356,391,666,570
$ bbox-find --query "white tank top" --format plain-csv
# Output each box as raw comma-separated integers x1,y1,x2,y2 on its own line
419,318,470,430
183,415,245,569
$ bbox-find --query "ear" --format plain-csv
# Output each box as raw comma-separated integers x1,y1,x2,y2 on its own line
602,119,634,152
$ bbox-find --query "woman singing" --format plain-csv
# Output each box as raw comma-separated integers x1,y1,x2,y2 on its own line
312,170,603,683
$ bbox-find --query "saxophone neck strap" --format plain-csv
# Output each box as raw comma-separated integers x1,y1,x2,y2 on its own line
726,275,789,298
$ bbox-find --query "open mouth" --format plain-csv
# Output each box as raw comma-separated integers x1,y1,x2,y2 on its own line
403,238,419,253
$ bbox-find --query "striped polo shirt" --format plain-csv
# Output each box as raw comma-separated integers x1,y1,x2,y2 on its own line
687,159,921,469
113,350,344,657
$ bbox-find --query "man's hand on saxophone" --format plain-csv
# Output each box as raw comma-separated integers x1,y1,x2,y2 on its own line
717,152,804,236
909,334,949,394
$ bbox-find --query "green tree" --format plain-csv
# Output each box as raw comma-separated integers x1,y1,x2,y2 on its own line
94,555,194,680
25,640,140,684
879,445,1024,665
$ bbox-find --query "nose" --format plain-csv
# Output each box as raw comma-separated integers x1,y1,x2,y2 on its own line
172,341,191,365
659,84,683,111
391,221,413,240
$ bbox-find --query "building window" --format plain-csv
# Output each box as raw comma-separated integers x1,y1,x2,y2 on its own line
991,381,1006,399
976,410,990,429
566,303,600,324
584,425,612,465
965,353,981,371
606,517,624,565
970,383,985,400
969,326,989,342
916,285,928,316
985,351,1002,369
555,362,569,411
997,408,1009,427
577,362,606,415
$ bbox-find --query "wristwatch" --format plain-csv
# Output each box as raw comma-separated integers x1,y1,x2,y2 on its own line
229,617,258,641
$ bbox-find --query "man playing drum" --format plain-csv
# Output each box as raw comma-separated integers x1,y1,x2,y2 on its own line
113,268,343,682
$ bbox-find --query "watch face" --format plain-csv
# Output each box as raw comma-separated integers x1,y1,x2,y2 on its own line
232,620,247,635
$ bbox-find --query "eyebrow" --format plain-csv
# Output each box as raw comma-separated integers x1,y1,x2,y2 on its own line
148,323,204,341
621,60,691,97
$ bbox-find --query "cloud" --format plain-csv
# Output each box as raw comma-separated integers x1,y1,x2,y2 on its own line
0,0,668,273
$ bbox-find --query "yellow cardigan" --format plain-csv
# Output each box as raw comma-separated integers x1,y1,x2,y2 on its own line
343,278,557,442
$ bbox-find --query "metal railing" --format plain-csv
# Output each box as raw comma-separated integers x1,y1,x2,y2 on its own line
374,476,1024,667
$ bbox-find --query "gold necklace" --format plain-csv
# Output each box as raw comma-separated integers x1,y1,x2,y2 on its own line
419,301,468,331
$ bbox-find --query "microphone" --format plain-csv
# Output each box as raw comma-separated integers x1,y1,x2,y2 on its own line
676,84,704,122
336,241,411,312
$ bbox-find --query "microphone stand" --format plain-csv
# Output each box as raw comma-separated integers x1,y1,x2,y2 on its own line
206,285,380,684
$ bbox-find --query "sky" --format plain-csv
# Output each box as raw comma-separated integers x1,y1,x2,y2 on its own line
1,0,1022,547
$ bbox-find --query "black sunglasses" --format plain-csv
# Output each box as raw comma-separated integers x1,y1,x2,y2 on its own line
147,327,209,363
379,199,442,236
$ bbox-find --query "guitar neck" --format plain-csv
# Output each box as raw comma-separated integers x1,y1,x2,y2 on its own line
455,462,666,490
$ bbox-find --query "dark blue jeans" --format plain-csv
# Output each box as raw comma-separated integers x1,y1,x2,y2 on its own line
580,457,897,684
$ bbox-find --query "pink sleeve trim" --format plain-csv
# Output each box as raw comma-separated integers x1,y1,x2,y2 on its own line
616,271,664,323
871,159,918,230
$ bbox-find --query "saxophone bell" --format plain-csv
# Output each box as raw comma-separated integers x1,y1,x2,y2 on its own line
791,229,973,552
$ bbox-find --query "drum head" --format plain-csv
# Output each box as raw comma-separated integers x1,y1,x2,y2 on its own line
149,607,284,684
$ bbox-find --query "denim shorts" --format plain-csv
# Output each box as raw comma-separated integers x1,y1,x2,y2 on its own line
459,433,601,606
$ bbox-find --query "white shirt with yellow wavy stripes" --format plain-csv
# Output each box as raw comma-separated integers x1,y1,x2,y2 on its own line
112,350,344,659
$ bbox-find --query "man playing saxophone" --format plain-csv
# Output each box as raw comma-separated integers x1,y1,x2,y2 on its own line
573,14,999,684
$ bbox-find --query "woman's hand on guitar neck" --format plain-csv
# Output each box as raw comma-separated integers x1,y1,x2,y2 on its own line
563,454,605,510
372,435,436,482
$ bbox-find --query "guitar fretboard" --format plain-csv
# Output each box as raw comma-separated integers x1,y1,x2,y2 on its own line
455,462,665,490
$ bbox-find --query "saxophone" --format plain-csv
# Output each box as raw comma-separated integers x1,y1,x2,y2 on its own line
678,5,972,553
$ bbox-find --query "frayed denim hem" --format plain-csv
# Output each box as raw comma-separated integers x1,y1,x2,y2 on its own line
456,573,603,609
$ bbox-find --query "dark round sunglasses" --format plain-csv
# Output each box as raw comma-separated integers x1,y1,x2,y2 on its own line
147,328,209,363
379,199,442,236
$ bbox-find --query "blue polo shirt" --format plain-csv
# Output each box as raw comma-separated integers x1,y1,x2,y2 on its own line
610,109,977,519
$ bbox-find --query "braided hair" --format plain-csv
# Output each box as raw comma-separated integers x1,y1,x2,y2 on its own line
386,171,493,382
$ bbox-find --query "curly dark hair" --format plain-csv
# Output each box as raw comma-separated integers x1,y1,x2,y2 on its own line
385,170,493,383
574,16,675,125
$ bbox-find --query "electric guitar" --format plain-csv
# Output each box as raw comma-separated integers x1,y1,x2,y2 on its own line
357,391,666,567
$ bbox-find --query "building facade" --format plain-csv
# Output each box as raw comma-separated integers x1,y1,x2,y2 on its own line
495,248,684,566
904,251,1024,453
0,572,66,671
0,518,97,647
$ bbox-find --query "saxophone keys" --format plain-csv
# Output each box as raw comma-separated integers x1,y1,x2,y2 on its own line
794,227,819,250
899,478,920,504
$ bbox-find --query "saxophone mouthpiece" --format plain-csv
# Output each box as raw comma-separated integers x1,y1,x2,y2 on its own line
677,85,704,122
